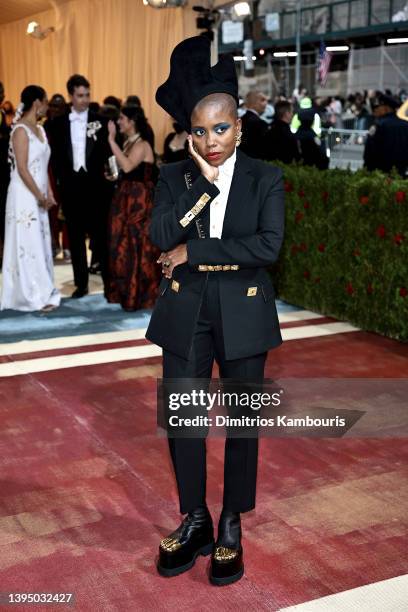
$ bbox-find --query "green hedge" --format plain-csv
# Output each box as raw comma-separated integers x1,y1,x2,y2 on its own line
274,164,408,342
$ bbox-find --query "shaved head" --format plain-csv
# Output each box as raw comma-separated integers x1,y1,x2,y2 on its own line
190,91,241,168
192,93,238,120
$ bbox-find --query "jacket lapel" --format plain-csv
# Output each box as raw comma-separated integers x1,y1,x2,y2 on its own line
182,158,209,238
182,157,200,190
85,110,95,163
221,148,254,239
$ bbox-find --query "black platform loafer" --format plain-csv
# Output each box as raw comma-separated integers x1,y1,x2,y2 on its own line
210,509,244,586
157,505,214,577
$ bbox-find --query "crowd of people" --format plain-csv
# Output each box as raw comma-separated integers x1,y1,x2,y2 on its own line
236,86,408,173
0,75,162,312
0,75,407,314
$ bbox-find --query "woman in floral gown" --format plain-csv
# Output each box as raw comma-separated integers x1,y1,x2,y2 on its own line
105,105,160,311
1,85,60,312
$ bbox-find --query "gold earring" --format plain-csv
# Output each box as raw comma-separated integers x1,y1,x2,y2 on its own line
235,130,242,147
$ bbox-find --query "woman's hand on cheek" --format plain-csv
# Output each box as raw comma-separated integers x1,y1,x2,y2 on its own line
187,136,219,183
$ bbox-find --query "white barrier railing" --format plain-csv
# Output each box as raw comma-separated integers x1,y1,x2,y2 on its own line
321,128,369,171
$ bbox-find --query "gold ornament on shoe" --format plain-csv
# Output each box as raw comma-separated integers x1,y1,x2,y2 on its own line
160,536,182,552
214,546,238,561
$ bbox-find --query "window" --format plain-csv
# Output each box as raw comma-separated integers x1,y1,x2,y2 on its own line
393,0,408,14
371,0,391,24
313,5,329,33
332,1,349,31
350,0,368,28
282,11,296,38
302,8,314,34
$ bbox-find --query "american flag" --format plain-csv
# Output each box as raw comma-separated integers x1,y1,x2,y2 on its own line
317,41,332,86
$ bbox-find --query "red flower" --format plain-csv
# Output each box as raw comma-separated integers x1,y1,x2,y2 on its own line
359,195,369,205
290,244,298,255
303,201,310,209
394,233,404,246
315,277,321,283
285,181,294,192
299,242,307,252
318,243,326,252
303,270,311,280
367,284,374,295
376,225,386,238
353,248,361,257
322,191,329,202
395,191,406,203
298,189,305,197
346,282,354,295
295,211,304,223
400,287,408,298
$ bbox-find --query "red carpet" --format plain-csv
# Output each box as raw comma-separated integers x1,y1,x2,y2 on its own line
0,330,407,610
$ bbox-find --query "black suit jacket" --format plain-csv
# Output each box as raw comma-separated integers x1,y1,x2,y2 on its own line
264,119,301,164
49,110,110,205
364,112,408,177
296,128,329,170
145,149,285,360
240,110,269,159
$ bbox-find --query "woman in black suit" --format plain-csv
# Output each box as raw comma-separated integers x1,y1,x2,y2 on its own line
146,36,285,586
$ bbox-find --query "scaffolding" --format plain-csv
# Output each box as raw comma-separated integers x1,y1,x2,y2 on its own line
347,43,408,93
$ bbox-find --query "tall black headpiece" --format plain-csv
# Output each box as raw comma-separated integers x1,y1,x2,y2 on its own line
156,35,239,132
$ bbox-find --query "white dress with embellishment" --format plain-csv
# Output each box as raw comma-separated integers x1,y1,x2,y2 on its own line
1,123,61,311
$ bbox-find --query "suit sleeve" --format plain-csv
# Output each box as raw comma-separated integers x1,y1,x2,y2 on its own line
150,166,220,251
186,168,285,268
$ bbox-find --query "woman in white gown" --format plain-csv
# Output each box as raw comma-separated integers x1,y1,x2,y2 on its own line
1,85,61,312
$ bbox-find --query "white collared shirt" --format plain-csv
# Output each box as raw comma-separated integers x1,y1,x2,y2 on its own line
69,108,88,171
210,148,237,238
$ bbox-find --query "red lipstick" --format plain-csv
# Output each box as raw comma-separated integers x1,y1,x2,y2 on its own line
206,152,222,160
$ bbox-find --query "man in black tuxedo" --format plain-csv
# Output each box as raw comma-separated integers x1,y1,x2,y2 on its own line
49,74,110,297
240,90,269,159
264,100,301,164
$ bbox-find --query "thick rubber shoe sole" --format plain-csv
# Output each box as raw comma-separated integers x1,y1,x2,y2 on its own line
209,564,244,586
157,541,214,577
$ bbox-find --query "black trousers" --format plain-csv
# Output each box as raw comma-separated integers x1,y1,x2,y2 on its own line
62,169,109,290
163,275,267,515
